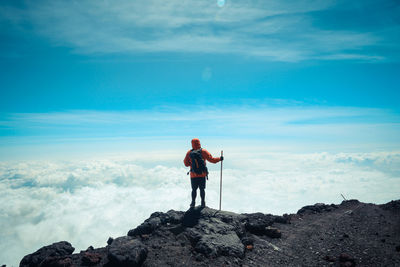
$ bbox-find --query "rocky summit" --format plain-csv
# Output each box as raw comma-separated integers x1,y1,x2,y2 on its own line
19,200,400,266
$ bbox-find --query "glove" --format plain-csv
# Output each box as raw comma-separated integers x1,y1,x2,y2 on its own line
220,156,224,161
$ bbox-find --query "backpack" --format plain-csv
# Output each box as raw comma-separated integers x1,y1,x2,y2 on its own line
189,148,208,175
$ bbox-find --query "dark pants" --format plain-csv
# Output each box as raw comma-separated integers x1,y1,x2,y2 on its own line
191,177,206,203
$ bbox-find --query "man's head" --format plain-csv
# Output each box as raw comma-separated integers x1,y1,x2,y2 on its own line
191,138,201,150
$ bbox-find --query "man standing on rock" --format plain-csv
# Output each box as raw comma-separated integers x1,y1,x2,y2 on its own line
184,138,223,208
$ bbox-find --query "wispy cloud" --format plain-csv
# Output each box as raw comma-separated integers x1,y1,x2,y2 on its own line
1,0,397,62
0,104,399,155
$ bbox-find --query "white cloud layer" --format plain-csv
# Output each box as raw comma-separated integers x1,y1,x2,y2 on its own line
1,151,399,266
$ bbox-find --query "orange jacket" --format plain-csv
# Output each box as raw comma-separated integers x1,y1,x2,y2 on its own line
184,138,221,178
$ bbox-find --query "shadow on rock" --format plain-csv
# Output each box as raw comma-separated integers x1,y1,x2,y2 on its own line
182,206,204,227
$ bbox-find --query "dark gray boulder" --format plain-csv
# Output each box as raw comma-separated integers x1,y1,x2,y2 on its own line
244,213,276,235
241,236,254,246
20,241,74,267
128,210,184,236
107,236,147,267
183,208,246,258
297,203,338,214
243,212,282,238
195,232,245,258
128,217,162,236
264,226,282,238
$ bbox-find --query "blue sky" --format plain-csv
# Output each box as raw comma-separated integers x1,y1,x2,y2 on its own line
1,1,400,265
0,0,399,155
1,0,399,112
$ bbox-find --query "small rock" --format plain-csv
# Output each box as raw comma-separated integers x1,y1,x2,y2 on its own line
381,239,386,243
341,262,355,267
274,214,291,224
396,245,400,252
265,226,281,238
343,233,349,238
324,255,336,262
246,245,254,251
244,213,275,235
195,254,204,262
241,236,254,246
107,237,114,245
339,253,356,267
81,252,102,266
86,246,94,251
339,253,352,261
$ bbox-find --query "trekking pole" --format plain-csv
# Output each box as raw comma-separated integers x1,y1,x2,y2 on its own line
219,150,223,211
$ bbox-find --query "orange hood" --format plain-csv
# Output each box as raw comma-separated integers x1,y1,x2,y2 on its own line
191,138,201,150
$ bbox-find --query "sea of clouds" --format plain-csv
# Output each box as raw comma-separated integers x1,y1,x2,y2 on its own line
1,104,399,265
1,150,399,266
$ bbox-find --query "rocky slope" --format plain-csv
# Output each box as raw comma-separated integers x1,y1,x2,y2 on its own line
19,199,400,267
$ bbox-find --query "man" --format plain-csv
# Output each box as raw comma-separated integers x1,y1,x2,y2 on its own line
184,138,223,208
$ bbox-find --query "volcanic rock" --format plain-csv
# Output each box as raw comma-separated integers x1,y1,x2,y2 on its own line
107,237,147,267
128,210,184,236
244,213,276,235
381,199,400,211
324,255,336,262
339,253,356,267
264,226,282,238
297,203,338,214
81,252,101,266
20,200,400,266
39,256,73,267
20,241,74,267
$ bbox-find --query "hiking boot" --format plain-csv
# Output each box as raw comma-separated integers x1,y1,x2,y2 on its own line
201,200,206,207
190,201,195,208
